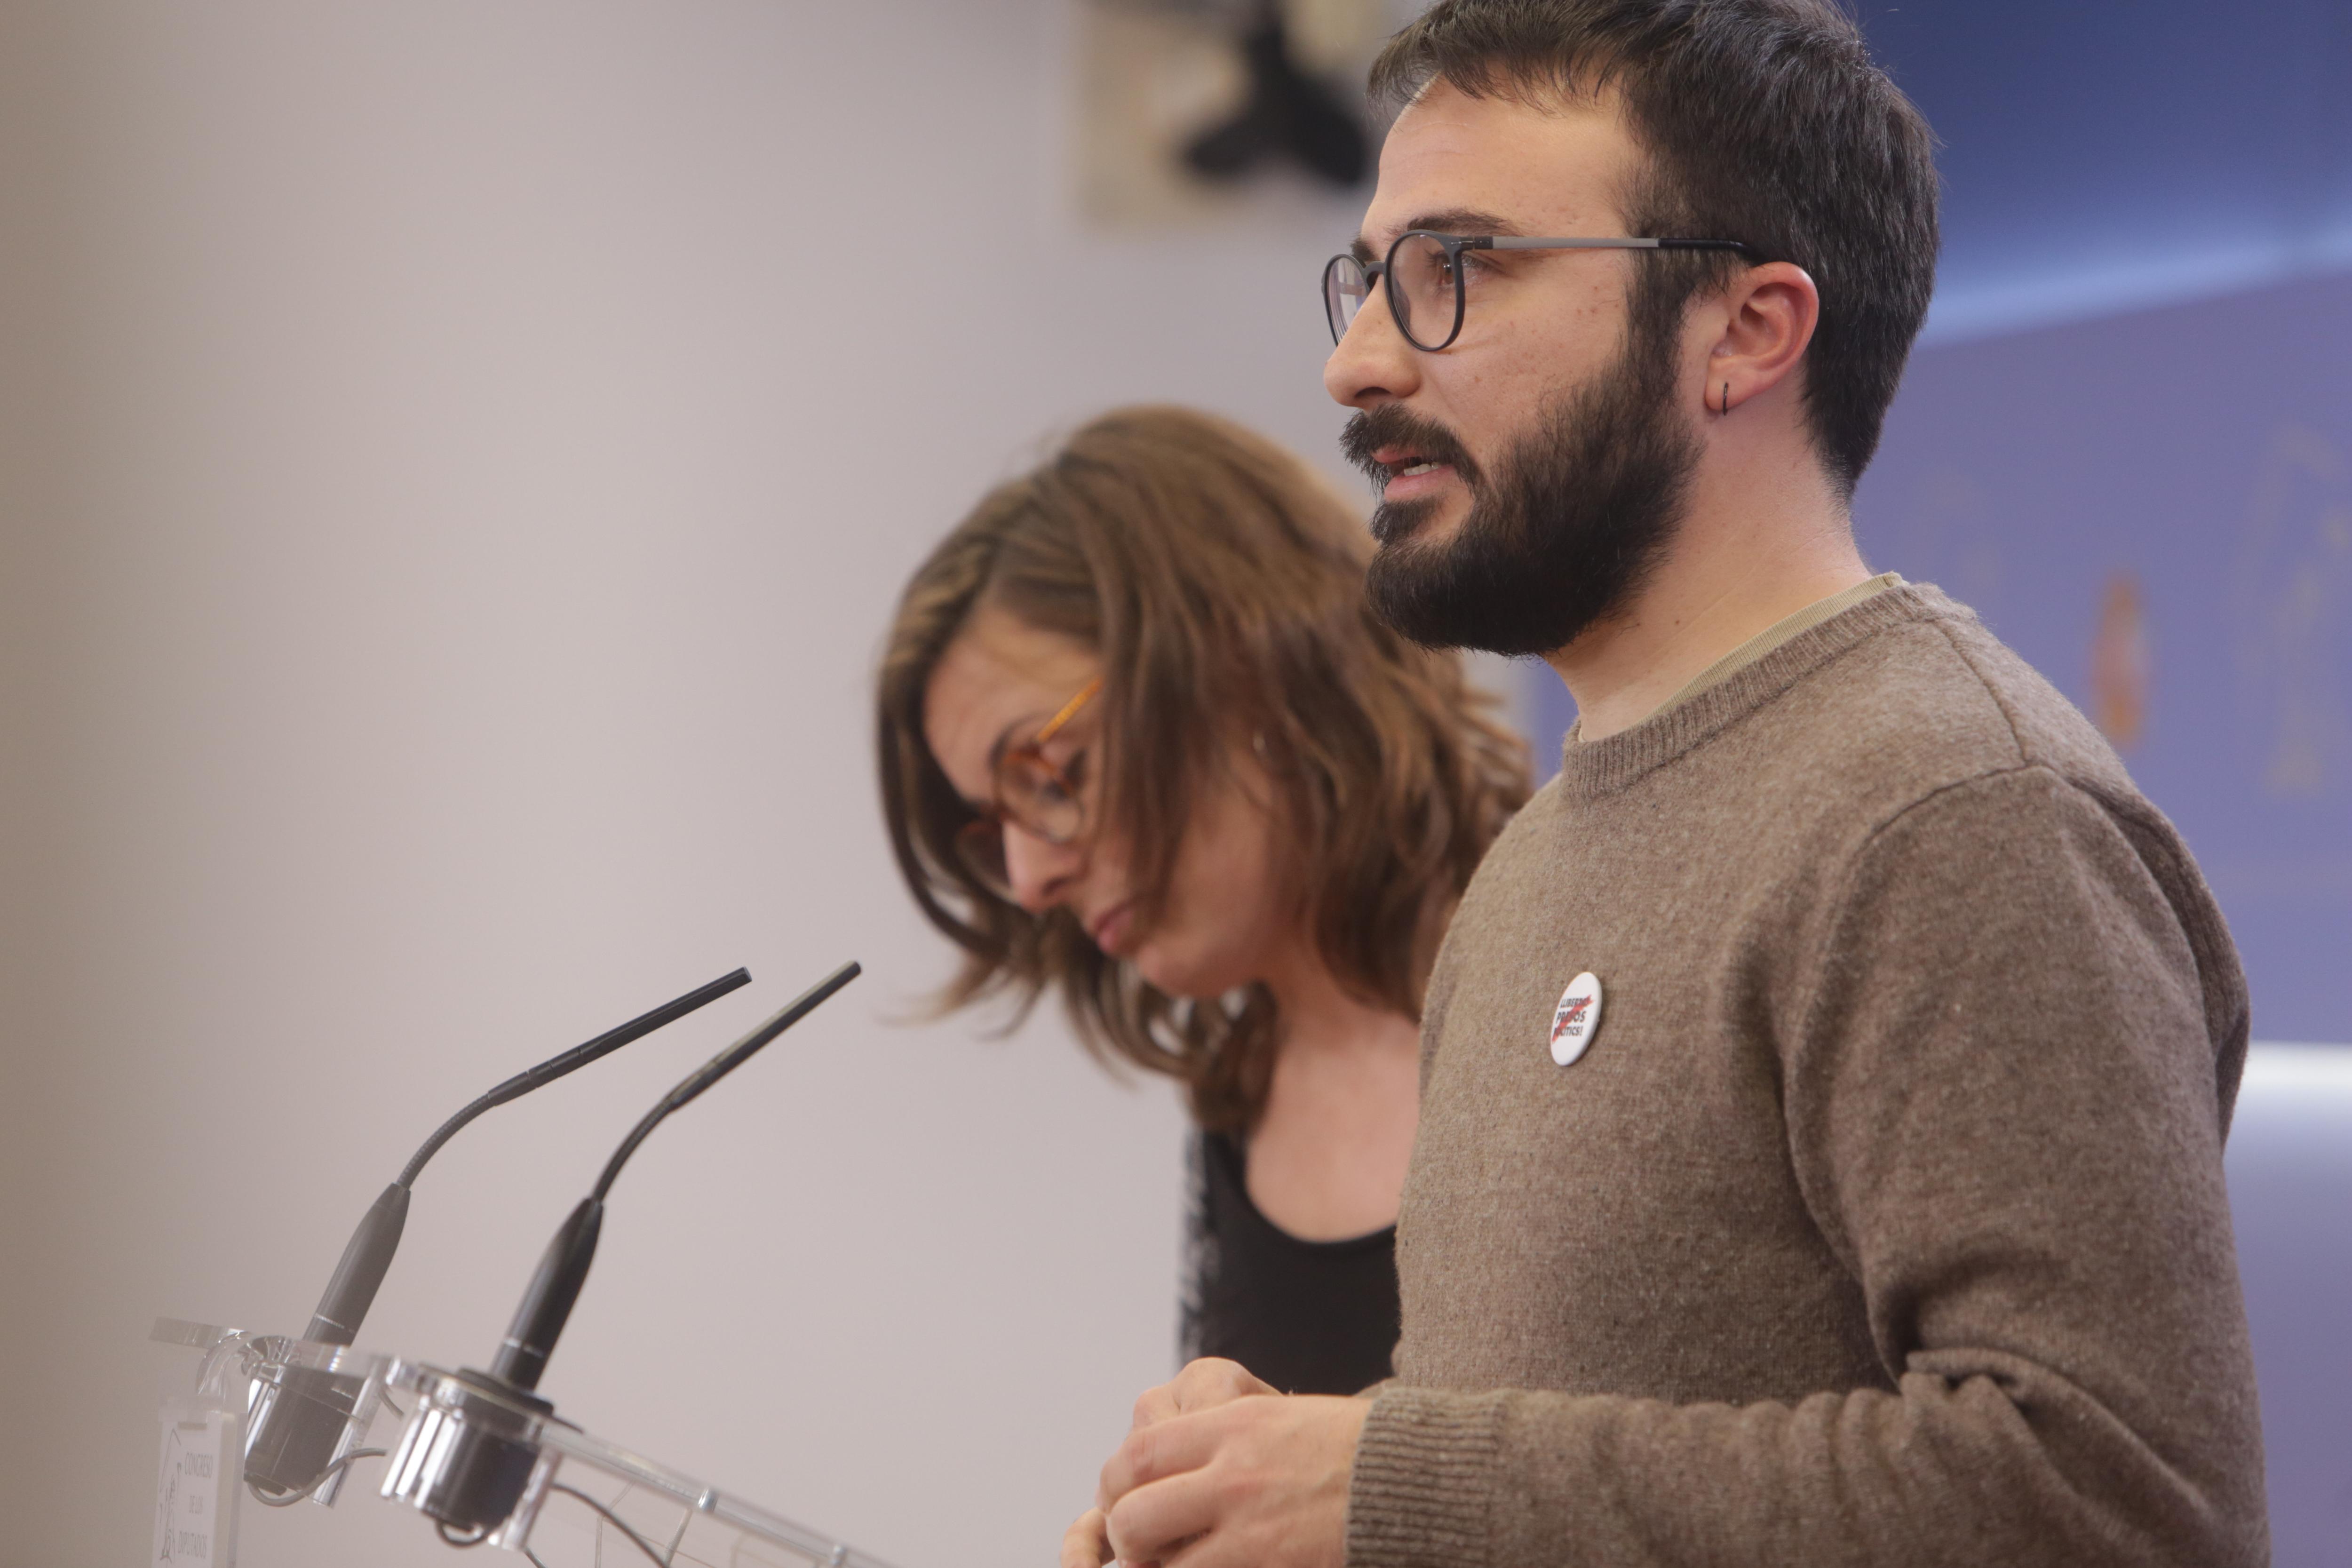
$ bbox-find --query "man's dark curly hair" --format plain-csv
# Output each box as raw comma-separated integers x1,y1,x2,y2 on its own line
1373,0,1940,495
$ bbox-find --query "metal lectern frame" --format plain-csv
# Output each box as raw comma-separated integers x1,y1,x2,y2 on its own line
153,1318,903,1568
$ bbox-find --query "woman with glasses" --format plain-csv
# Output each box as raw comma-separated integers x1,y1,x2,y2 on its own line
876,406,1528,1395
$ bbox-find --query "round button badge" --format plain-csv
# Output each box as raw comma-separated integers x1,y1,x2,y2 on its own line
1549,972,1604,1066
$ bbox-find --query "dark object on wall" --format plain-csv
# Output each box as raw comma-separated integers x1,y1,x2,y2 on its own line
1184,0,1367,187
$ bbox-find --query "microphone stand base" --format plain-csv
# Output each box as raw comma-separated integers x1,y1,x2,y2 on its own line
381,1366,568,1543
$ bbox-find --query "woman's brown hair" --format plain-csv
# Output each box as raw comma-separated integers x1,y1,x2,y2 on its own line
877,406,1529,1133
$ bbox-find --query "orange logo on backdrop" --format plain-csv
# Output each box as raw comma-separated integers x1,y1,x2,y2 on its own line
2091,570,2149,750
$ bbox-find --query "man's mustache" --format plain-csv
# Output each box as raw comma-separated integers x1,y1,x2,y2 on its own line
1338,405,1483,491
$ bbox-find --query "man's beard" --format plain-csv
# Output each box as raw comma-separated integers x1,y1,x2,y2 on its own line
1341,310,1701,658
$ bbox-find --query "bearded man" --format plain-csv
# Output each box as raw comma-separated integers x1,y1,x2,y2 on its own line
1062,1,2269,1566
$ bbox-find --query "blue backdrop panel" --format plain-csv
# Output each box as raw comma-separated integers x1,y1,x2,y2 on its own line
1856,269,2352,1043
1530,269,2352,1041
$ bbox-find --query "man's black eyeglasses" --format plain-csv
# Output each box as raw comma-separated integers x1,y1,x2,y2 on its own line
1323,231,1762,353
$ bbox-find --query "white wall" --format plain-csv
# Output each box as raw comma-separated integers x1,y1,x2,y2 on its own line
0,4,1390,1565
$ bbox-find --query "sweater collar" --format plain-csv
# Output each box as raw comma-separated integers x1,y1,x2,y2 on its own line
1555,581,1964,799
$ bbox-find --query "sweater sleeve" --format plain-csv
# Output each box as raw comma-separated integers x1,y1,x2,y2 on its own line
1345,766,2267,1568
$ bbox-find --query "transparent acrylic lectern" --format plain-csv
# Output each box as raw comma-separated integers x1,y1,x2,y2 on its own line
152,1317,901,1568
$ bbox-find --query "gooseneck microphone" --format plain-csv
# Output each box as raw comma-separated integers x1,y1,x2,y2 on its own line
244,967,752,1502
299,967,753,1349
394,961,862,1540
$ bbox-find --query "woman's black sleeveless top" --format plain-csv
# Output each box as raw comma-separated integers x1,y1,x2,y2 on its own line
1177,1129,1400,1395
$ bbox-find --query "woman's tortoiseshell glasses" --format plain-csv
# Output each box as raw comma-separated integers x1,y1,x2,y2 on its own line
954,677,1102,894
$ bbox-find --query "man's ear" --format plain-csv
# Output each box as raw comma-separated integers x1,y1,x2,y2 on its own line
1701,262,1819,416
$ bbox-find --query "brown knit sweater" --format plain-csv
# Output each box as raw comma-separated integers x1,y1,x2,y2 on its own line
1347,584,2267,1567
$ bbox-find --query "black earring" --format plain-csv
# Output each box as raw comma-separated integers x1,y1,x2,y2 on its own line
1719,381,1732,415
